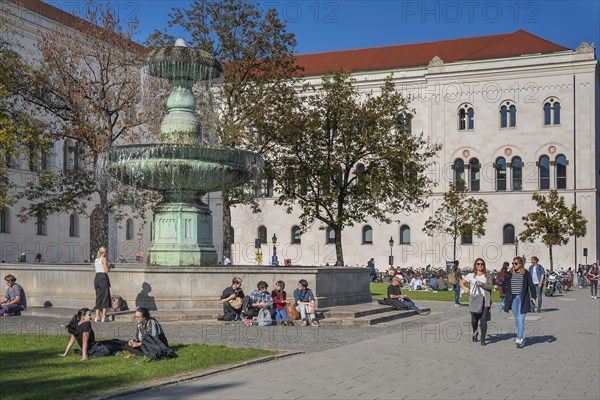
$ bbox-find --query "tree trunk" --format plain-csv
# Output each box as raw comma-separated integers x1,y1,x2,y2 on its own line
98,184,110,256
549,245,554,272
453,236,457,263
222,192,233,260
334,225,344,266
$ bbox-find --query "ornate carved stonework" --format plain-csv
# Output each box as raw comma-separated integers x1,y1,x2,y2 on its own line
504,148,512,156
428,55,444,67
576,42,595,54
462,150,470,158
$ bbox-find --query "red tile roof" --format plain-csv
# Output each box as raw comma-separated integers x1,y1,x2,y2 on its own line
294,30,570,77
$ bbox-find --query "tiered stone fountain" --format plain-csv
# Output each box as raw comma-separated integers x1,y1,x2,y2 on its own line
105,39,262,266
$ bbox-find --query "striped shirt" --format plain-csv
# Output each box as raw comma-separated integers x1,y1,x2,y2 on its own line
511,273,524,295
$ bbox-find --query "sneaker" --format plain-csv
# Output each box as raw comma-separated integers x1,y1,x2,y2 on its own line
94,317,99,322
592,296,594,299
516,341,525,349
301,319,309,326
537,309,541,313
454,304,461,307
310,319,319,326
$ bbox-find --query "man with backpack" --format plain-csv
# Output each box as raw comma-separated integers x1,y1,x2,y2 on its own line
528,256,546,313
124,307,172,359
242,281,275,322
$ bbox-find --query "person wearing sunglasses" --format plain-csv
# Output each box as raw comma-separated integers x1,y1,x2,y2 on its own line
502,257,537,348
460,258,493,346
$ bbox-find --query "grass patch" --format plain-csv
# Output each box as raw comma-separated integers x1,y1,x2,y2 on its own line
0,333,274,400
370,283,503,303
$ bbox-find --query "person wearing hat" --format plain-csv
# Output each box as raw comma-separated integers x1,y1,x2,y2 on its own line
387,276,424,314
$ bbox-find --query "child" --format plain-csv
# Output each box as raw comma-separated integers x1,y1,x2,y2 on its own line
271,281,292,326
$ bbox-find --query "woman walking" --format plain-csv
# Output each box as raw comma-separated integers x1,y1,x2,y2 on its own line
450,261,462,306
93,246,113,322
502,257,537,348
589,263,599,299
460,258,493,346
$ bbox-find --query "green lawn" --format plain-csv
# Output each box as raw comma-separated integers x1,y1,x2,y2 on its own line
370,283,503,303
0,333,274,400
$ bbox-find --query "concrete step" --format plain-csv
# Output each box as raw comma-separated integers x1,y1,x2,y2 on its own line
323,308,430,326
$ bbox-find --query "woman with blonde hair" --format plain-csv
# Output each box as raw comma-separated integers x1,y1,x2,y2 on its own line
93,246,114,322
502,256,537,348
460,258,493,346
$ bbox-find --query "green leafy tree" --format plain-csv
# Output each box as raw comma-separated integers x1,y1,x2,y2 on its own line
147,0,301,256
519,190,587,271
266,71,441,266
18,1,157,255
422,182,489,262
0,14,46,210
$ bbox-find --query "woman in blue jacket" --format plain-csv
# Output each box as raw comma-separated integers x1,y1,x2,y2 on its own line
502,257,537,348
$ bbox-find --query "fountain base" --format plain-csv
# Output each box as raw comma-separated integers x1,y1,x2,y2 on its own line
147,201,218,266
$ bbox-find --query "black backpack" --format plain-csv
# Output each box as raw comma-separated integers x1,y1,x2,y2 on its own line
140,334,174,360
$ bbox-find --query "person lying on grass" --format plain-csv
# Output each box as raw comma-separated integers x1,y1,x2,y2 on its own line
59,308,125,361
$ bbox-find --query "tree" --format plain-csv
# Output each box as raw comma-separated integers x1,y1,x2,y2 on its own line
0,13,46,210
519,190,587,271
422,182,488,262
147,0,301,256
17,1,157,254
265,71,441,266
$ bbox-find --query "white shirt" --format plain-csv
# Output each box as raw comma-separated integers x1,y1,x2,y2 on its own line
410,278,423,290
223,257,232,265
94,258,106,273
464,273,486,296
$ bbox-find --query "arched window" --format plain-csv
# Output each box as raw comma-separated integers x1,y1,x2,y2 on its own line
503,224,515,244
511,156,522,191
454,159,465,191
126,218,134,240
69,214,79,237
461,232,473,244
500,105,508,128
543,98,561,125
0,208,9,233
500,102,517,128
362,225,373,244
458,104,474,130
539,155,550,190
291,226,301,244
36,215,47,236
326,226,336,244
355,163,366,186
258,226,267,244
400,225,410,245
495,157,506,191
509,105,517,127
469,158,480,192
556,154,567,189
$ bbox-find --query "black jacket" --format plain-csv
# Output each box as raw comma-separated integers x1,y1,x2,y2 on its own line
502,270,537,314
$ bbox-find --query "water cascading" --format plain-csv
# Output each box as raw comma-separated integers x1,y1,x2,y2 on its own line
103,39,263,266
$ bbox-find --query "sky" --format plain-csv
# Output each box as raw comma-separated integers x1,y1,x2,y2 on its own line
51,0,599,55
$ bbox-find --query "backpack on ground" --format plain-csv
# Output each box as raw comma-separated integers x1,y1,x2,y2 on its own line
257,308,272,326
140,334,174,360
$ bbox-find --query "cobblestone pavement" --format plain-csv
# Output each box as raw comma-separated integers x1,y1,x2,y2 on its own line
3,288,598,399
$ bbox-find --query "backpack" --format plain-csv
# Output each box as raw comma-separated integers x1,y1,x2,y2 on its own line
110,295,127,312
140,334,174,360
257,308,272,326
448,273,457,285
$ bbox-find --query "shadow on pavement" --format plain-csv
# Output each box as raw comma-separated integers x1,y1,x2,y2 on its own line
525,334,557,346
538,307,559,312
486,332,514,344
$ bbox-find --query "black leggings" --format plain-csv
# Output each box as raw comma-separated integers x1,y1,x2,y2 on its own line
591,280,598,297
471,307,491,340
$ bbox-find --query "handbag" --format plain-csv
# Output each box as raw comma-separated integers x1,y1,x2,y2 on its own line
469,285,484,314
229,296,242,310
285,302,299,320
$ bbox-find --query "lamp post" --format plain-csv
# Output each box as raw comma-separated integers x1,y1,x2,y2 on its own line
515,236,519,257
389,237,394,267
271,233,278,266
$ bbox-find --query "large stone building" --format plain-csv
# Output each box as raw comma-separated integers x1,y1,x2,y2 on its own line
230,31,600,270
1,1,598,270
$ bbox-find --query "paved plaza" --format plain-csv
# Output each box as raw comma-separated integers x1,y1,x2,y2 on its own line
2,288,599,399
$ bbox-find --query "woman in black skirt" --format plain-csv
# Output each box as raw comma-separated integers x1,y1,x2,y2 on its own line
93,246,113,322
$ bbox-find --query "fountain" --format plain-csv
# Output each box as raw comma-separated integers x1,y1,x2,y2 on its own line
104,39,262,266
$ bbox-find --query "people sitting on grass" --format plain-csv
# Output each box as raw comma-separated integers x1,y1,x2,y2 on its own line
123,307,170,356
435,273,448,291
218,276,245,321
409,273,423,290
59,308,125,361
387,276,425,314
0,274,27,317
294,279,319,326
271,280,293,326
242,280,275,320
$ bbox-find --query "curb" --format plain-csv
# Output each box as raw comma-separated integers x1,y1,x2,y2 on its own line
88,349,304,400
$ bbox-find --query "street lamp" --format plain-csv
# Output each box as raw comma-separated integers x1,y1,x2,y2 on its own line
515,235,519,257
271,233,278,266
389,237,394,267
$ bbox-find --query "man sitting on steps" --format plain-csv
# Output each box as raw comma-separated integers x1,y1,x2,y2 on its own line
386,276,425,315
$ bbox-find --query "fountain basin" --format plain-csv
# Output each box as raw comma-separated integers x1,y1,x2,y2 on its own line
145,46,222,81
105,144,262,192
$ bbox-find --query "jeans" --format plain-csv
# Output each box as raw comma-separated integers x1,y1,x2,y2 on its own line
511,295,526,340
454,283,461,304
402,299,422,314
275,308,289,323
533,285,543,310
0,303,22,315
591,280,598,297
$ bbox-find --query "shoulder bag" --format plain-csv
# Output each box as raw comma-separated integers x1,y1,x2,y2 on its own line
469,284,484,314
285,302,300,320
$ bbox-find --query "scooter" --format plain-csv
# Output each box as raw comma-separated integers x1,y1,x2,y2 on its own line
546,271,558,296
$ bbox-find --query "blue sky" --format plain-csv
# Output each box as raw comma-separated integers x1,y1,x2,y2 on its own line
54,1,599,54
